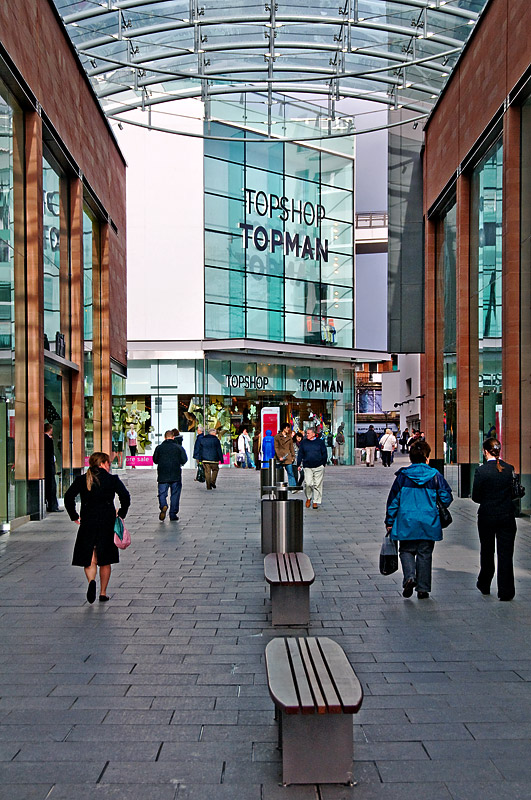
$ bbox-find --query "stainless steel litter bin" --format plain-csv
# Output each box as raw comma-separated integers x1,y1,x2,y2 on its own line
261,483,304,554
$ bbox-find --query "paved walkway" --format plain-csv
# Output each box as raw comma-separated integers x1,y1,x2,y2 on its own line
0,456,530,800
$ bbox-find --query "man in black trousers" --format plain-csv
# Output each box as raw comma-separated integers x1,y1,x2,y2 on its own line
44,422,62,512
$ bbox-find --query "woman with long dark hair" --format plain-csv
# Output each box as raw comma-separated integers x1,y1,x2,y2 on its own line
472,438,517,601
65,452,130,604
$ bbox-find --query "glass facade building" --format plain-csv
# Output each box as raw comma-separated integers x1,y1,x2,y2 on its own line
204,123,354,348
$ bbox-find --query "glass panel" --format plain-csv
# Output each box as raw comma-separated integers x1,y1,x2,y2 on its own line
284,143,320,183
205,303,244,338
285,279,321,315
321,185,353,223
205,266,244,305
204,122,244,163
205,230,245,270
83,208,94,341
320,218,353,253
438,203,457,464
111,373,126,468
43,157,62,348
245,138,283,174
205,156,244,199
205,193,244,234
321,252,353,286
321,284,353,319
84,351,94,456
246,272,283,310
521,98,531,499
321,150,353,190
246,308,283,340
471,139,503,459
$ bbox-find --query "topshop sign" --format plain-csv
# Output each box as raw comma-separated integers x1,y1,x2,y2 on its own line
225,374,343,393
239,189,329,262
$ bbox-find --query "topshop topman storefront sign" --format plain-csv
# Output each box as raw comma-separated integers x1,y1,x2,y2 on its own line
239,190,329,262
225,375,343,393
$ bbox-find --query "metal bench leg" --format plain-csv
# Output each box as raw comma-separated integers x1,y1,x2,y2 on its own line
271,585,310,626
281,711,354,785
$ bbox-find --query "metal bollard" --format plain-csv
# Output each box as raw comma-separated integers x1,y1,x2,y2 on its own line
261,482,303,554
260,458,285,497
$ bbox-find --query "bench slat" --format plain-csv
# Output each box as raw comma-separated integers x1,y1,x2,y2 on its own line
297,638,329,714
264,553,315,586
277,553,290,583
265,638,300,713
304,638,342,713
317,638,363,713
287,638,320,713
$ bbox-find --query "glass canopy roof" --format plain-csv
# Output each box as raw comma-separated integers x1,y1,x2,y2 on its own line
53,0,487,141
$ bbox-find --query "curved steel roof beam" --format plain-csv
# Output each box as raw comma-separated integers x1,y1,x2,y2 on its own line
101,81,431,113
83,45,459,81
77,16,464,52
63,0,479,25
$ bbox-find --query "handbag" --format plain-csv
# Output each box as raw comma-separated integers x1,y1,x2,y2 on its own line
113,516,131,550
379,534,398,575
196,462,206,483
435,474,452,528
512,471,526,500
236,453,245,463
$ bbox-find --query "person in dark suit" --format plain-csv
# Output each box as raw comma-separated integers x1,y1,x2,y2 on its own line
44,422,61,512
64,452,130,603
472,438,517,601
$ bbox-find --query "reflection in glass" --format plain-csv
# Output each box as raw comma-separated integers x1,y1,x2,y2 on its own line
43,157,62,347
438,202,457,464
471,139,503,459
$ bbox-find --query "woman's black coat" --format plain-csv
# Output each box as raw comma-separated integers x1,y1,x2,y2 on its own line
64,469,131,567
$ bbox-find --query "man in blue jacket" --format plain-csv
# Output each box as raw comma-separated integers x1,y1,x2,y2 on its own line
196,429,223,490
153,430,188,521
296,427,328,509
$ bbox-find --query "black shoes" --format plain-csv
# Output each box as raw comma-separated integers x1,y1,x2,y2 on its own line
476,581,490,595
402,579,415,598
87,580,96,604
169,516,179,522
417,591,430,599
99,595,109,602
159,505,168,521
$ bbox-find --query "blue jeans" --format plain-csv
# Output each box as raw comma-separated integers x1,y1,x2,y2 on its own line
399,539,435,593
241,452,253,468
284,463,297,487
158,481,182,519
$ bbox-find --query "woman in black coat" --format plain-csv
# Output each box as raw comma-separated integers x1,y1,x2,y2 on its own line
64,452,130,604
472,438,517,601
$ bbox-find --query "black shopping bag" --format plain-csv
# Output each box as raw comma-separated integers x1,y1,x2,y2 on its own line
379,535,398,575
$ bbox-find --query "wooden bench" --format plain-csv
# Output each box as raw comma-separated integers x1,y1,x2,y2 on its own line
264,552,315,626
265,636,363,785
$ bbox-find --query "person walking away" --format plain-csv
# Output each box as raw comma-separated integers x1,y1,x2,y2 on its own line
64,452,130,603
364,425,379,467
172,428,184,447
126,423,138,467
472,438,518,601
44,422,62,511
153,430,188,521
237,427,253,468
197,429,223,490
326,431,334,465
296,427,327,509
379,428,397,467
400,428,410,453
252,431,261,470
385,440,452,599
335,427,345,465
193,425,204,479
274,423,297,486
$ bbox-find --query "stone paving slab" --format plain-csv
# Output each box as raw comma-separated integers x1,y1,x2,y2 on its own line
0,456,530,799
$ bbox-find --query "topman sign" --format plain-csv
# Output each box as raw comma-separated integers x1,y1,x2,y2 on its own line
239,189,328,262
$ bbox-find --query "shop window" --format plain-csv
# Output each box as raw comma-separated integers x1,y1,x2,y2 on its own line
245,138,283,174
204,157,244,199
246,273,283,311
205,230,245,270
205,303,244,338
205,267,244,306
246,308,283,341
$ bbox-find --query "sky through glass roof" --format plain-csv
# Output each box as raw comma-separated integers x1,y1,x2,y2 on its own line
53,0,488,141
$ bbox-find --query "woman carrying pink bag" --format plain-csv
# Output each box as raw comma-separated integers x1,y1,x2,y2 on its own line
64,452,130,604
